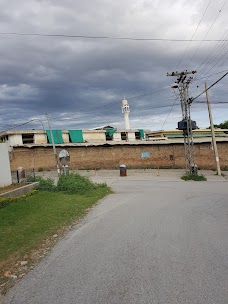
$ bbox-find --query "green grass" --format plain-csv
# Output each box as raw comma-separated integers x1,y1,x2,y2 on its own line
0,187,110,267
181,174,207,181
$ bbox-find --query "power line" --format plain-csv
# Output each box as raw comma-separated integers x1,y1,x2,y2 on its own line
189,27,228,92
192,71,228,101
190,56,228,95
196,28,228,77
194,40,228,83
160,98,178,130
175,0,212,70
193,69,228,81
45,88,171,122
185,0,228,70
1,32,228,42
0,118,45,133
197,48,228,79
1,99,226,131
128,87,168,99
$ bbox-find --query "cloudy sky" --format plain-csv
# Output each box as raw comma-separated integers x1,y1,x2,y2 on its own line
0,0,227,131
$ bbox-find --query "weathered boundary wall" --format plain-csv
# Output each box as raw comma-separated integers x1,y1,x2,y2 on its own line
9,142,228,171
0,143,12,186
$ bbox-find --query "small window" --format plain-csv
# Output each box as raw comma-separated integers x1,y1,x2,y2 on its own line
170,155,174,161
121,132,127,140
1,136,8,142
106,133,113,141
22,133,34,144
135,132,141,140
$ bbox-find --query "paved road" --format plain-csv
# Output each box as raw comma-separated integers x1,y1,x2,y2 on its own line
2,180,228,304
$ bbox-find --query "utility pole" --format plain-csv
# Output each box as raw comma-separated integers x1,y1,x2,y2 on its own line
205,82,221,176
167,70,197,173
46,113,60,174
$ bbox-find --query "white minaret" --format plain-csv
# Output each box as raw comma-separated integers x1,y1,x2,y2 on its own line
121,97,130,130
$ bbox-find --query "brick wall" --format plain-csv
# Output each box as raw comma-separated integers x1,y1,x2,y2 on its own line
9,142,228,171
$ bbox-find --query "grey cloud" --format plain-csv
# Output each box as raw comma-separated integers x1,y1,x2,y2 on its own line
0,0,227,131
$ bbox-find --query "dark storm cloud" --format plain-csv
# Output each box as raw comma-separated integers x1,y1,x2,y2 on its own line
0,0,227,131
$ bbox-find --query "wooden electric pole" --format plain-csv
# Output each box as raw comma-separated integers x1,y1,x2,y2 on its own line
205,82,221,176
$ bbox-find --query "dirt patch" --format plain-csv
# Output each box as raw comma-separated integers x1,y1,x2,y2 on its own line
0,183,27,195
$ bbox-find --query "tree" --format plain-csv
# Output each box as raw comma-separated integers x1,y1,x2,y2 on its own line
218,121,228,129
207,121,228,129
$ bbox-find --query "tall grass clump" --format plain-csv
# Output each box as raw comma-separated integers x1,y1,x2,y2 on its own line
57,173,97,194
37,177,57,192
35,173,109,195
181,174,207,181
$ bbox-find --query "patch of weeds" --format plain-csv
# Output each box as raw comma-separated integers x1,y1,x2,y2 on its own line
221,172,226,177
57,173,96,195
37,178,56,192
37,167,43,172
181,174,207,181
36,173,110,195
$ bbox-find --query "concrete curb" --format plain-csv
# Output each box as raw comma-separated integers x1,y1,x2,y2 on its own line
0,182,39,198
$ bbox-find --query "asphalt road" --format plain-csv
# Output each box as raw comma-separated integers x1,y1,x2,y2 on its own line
2,180,228,304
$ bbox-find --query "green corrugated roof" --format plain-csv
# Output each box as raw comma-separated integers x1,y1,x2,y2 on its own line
138,129,145,139
68,130,84,143
46,130,64,144
106,129,117,137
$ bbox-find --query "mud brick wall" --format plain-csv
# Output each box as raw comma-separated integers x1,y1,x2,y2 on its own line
9,142,228,171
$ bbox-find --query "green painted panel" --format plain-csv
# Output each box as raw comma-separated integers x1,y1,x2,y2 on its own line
106,129,117,137
68,130,84,143
138,129,145,139
46,130,64,144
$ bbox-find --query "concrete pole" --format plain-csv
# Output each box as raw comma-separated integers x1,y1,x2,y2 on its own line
46,113,60,175
205,82,221,176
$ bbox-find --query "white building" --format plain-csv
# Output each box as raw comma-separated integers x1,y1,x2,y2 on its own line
0,128,146,147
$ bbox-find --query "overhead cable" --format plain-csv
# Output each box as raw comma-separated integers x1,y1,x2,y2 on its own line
192,71,228,101
160,97,178,130
1,32,228,42
196,28,228,77
185,0,228,70
192,69,228,81
0,118,45,133
175,0,212,70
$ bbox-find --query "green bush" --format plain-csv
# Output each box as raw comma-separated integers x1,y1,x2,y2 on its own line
0,197,17,208
57,173,96,194
37,178,56,192
181,174,207,181
35,174,109,195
